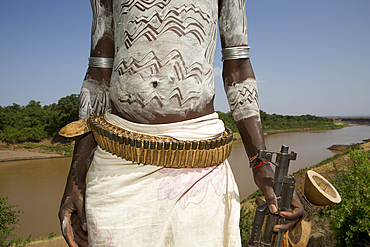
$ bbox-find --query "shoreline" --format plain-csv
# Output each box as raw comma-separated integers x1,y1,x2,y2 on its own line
0,150,66,162
0,124,353,162
232,123,350,141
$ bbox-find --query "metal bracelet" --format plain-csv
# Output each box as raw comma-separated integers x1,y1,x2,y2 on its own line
221,46,250,62
88,57,114,68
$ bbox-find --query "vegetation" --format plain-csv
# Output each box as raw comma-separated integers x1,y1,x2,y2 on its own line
217,110,342,136
0,94,79,143
0,95,339,144
15,142,74,157
217,111,238,133
321,148,370,246
0,197,30,247
239,205,255,246
259,110,339,131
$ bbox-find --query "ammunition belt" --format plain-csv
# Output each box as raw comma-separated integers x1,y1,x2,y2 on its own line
88,115,233,168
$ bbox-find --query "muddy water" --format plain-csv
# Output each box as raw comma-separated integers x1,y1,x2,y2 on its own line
0,125,369,239
229,125,370,200
0,157,72,239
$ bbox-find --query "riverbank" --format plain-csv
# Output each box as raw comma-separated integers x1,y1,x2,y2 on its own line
0,150,65,162
241,141,370,246
0,138,72,162
292,141,370,246
0,123,346,162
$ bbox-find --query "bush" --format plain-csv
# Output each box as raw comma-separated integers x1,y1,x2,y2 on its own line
0,197,30,247
321,149,370,246
240,205,255,246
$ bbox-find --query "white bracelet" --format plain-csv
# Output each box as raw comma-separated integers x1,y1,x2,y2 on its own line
88,57,114,68
221,46,250,62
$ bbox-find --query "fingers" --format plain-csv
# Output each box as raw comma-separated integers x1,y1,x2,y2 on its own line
71,213,89,246
273,193,305,232
263,186,278,214
280,192,304,219
59,209,79,247
273,206,303,232
273,218,300,232
253,164,278,213
59,193,88,247
75,194,88,232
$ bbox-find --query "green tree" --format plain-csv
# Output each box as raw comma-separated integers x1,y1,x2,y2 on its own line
56,94,79,127
0,197,30,247
217,111,238,133
0,94,79,143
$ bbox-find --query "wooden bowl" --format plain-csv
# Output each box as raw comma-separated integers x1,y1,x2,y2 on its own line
303,170,341,206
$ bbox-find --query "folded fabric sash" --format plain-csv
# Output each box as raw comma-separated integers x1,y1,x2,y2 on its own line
59,113,233,168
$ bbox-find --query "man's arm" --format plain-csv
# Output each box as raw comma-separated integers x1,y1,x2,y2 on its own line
59,0,114,246
219,0,303,232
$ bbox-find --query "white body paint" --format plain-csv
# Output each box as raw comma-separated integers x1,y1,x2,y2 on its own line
90,0,113,50
80,77,111,119
225,78,260,122
81,0,252,123
109,0,219,123
62,216,70,236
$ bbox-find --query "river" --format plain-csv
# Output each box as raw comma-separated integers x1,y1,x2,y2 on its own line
0,125,369,239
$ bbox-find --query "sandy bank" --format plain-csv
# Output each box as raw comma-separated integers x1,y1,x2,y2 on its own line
26,237,67,247
0,150,65,162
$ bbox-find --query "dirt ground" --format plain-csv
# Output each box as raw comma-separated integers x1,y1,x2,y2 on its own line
0,138,72,161
6,141,368,246
26,237,67,247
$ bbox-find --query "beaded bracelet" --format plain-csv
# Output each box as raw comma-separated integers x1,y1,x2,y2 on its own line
249,154,258,163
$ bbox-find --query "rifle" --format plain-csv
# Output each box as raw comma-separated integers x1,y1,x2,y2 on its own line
248,145,297,247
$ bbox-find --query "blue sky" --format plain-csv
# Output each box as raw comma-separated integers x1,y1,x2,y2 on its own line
1,0,369,116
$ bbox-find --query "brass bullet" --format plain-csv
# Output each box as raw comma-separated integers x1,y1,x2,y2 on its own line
143,139,149,164
204,140,211,167
169,141,178,167
135,138,142,163
210,140,216,166
150,139,156,165
191,141,198,168
177,141,184,168
163,140,171,167
118,133,124,159
198,140,205,167
184,141,191,168
124,134,130,160
129,137,135,163
157,140,163,166
215,139,221,164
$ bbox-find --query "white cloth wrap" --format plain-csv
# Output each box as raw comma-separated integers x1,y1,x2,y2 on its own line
86,112,241,247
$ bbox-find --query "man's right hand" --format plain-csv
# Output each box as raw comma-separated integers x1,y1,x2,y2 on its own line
59,178,88,247
59,132,97,247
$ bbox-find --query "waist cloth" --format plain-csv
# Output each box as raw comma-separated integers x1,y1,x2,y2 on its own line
86,111,241,247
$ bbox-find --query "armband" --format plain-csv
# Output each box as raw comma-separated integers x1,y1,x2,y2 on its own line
88,57,114,68
221,46,250,62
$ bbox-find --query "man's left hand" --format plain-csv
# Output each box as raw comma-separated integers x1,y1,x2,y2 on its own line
252,160,304,232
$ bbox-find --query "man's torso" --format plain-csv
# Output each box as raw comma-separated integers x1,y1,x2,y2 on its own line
109,0,218,124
